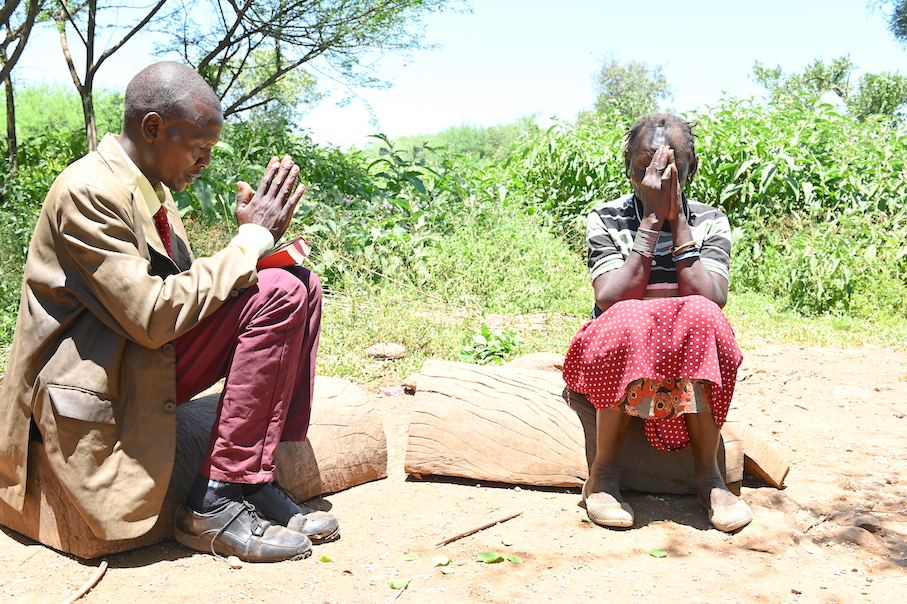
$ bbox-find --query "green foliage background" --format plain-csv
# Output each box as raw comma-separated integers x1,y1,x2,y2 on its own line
2,81,906,356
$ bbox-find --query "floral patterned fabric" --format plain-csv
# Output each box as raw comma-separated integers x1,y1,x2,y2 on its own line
563,295,742,452
617,377,711,419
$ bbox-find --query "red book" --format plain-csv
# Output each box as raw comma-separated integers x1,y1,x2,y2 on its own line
256,237,311,269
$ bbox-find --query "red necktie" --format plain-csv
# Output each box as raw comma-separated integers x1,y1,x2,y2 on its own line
153,206,173,259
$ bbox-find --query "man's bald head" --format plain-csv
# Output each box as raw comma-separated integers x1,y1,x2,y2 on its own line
124,62,222,126
119,62,224,192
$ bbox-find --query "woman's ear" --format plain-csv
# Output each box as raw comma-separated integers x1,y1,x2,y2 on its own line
687,155,699,183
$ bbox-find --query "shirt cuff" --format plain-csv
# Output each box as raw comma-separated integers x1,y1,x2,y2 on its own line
228,223,275,266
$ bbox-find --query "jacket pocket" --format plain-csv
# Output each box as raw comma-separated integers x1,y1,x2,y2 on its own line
47,385,117,424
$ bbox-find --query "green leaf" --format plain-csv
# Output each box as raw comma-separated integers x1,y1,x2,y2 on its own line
732,158,758,181
403,552,418,561
649,549,668,558
505,555,522,564
476,552,504,563
389,579,410,590
319,555,333,562
432,556,452,567
192,178,217,216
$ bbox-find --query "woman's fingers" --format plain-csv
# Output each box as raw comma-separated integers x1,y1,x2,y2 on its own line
647,145,671,172
665,164,681,220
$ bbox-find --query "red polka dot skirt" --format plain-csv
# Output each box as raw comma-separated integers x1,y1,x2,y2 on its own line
563,295,743,452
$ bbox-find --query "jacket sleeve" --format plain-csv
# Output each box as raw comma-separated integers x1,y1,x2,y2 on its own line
52,182,258,349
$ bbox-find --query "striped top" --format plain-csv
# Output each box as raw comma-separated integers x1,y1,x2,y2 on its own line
587,193,732,300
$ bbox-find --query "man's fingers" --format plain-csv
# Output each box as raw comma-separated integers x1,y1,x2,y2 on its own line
287,183,306,210
266,158,298,201
256,157,281,198
235,181,253,206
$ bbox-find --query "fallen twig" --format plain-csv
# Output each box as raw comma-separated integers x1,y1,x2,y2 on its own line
435,511,522,548
803,515,828,533
60,559,108,604
387,580,409,604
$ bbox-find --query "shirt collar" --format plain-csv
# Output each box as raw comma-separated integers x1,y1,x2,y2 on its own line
113,135,166,217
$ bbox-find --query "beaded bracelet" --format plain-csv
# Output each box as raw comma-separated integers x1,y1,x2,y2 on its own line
671,240,700,255
632,228,659,258
673,250,701,263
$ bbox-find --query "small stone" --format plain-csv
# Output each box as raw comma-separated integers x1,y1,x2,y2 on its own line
227,556,243,569
365,342,406,360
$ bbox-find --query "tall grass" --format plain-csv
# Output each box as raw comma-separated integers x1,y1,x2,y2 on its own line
2,93,906,368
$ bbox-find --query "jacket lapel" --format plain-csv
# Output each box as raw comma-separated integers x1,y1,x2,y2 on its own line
95,134,184,267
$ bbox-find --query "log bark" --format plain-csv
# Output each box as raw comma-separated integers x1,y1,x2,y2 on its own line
405,360,743,494
275,376,388,501
0,376,386,559
405,361,588,487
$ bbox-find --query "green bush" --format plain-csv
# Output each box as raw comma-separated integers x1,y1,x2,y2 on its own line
733,207,907,317
688,98,907,221
459,324,522,365
3,87,907,350
497,115,626,249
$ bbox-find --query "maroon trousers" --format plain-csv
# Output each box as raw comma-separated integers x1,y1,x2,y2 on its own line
174,267,321,484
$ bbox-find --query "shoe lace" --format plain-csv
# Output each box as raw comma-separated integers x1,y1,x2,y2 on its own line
271,481,299,504
208,501,265,562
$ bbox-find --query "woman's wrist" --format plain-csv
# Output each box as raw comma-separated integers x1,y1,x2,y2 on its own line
671,213,692,243
640,213,661,231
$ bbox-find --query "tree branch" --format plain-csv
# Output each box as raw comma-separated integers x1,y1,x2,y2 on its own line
57,3,84,93
0,0,39,83
95,0,168,70
1,0,19,26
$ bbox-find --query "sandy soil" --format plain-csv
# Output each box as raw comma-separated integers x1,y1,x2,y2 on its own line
1,340,906,604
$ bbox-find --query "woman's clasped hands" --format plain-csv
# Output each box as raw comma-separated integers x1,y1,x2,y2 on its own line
639,145,682,225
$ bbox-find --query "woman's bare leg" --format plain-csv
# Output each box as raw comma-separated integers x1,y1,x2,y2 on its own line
585,407,632,504
685,409,739,509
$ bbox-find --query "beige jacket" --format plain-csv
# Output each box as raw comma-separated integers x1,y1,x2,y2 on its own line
0,134,258,539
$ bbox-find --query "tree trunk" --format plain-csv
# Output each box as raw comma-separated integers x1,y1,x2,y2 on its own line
81,80,97,151
0,39,16,209
4,70,18,176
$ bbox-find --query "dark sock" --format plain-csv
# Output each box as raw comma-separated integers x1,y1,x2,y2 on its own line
243,483,266,497
186,473,243,513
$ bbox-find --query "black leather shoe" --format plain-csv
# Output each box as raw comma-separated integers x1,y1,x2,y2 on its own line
174,500,312,562
245,483,340,544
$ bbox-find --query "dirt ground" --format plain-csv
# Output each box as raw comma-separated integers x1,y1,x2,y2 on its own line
1,339,906,604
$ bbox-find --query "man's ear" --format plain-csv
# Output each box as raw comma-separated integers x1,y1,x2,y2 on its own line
140,112,163,143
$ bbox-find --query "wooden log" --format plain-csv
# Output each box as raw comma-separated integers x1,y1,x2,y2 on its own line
405,360,743,494
275,376,388,501
405,361,587,487
505,352,565,373
0,376,386,559
567,388,743,495
742,429,789,488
